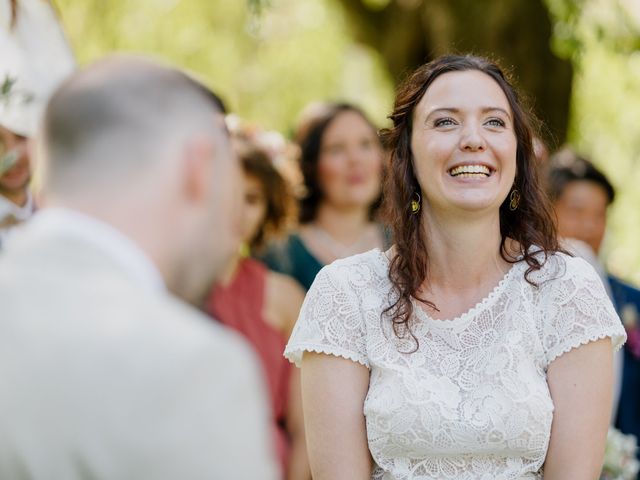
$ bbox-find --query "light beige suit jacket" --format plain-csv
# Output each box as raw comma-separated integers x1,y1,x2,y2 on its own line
0,218,279,480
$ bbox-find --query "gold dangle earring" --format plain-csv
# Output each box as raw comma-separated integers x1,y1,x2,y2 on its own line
410,192,421,215
509,189,521,211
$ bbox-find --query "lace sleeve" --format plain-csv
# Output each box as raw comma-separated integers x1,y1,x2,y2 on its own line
284,262,369,369
538,255,627,367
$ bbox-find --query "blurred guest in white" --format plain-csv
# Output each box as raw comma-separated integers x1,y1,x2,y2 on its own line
0,0,75,248
0,56,279,480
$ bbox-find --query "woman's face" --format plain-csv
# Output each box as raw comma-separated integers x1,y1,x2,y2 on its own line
239,172,268,246
410,70,518,218
316,110,383,211
554,180,608,254
0,125,30,193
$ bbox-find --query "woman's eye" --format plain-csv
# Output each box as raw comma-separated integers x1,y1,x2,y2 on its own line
360,139,375,150
433,117,456,127
486,118,506,127
324,144,345,155
245,193,262,205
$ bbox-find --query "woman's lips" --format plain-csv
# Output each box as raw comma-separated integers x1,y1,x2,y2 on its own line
347,174,368,185
1,161,29,182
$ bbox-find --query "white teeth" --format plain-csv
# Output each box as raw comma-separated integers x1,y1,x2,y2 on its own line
449,164,491,177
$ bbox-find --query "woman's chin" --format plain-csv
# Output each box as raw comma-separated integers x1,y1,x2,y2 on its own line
332,194,379,211
436,195,506,216
0,173,30,191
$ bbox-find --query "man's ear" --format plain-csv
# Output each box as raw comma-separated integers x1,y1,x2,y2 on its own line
182,135,214,203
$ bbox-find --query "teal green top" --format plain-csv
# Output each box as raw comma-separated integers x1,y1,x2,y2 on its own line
259,233,323,291
259,227,393,291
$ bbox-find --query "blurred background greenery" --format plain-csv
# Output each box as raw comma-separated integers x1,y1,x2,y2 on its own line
54,0,640,283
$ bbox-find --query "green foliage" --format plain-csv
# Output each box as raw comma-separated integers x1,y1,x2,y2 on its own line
0,76,16,104
360,0,392,10
53,0,393,134
547,0,640,59
546,0,640,282
0,74,34,107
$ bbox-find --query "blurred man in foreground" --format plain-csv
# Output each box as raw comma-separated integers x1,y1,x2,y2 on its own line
0,56,278,480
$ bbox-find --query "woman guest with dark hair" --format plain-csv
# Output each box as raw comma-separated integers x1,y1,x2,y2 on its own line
261,102,388,291
284,55,626,479
205,139,310,480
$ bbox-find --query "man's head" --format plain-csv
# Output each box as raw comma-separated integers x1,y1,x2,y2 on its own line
547,147,615,254
40,55,242,304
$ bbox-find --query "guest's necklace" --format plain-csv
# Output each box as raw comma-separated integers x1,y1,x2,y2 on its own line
311,224,375,259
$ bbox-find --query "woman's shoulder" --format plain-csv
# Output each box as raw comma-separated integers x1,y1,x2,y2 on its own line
258,232,313,272
522,250,612,312
524,251,626,365
265,269,306,336
520,249,597,285
285,249,387,369
318,248,390,286
260,232,303,256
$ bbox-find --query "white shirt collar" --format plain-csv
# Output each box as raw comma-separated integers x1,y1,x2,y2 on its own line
27,207,166,293
0,190,35,222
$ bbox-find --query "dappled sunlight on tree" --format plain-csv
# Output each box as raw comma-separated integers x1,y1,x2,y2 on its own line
547,0,640,282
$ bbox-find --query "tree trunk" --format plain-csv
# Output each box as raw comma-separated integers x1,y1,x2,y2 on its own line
338,0,572,144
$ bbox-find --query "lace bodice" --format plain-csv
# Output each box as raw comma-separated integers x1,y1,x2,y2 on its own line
284,249,626,480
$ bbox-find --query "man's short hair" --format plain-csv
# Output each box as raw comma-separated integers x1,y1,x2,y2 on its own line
42,56,227,193
547,147,615,204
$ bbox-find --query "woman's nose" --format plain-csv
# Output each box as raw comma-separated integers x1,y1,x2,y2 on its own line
346,144,370,164
459,123,486,151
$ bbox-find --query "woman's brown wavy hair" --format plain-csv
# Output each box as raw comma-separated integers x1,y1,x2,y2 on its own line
235,139,296,253
380,54,561,342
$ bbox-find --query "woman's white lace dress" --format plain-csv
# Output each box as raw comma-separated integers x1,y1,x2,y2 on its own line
284,249,626,480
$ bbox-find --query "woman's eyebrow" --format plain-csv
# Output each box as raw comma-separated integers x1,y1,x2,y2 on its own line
424,106,512,122
480,107,512,120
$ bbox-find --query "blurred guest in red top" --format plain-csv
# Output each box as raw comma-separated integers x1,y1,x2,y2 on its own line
206,138,309,480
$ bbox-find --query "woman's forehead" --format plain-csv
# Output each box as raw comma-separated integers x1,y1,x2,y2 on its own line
415,70,512,118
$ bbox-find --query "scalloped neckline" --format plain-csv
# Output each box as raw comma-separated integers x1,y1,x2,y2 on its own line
374,248,522,328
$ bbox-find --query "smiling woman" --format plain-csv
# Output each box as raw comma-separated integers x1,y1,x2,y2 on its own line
284,55,627,480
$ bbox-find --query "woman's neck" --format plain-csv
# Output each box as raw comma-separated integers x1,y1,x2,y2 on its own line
218,254,242,287
312,202,371,244
299,202,380,265
421,209,512,292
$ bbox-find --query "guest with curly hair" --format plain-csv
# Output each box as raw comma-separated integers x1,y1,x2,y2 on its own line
205,138,309,480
